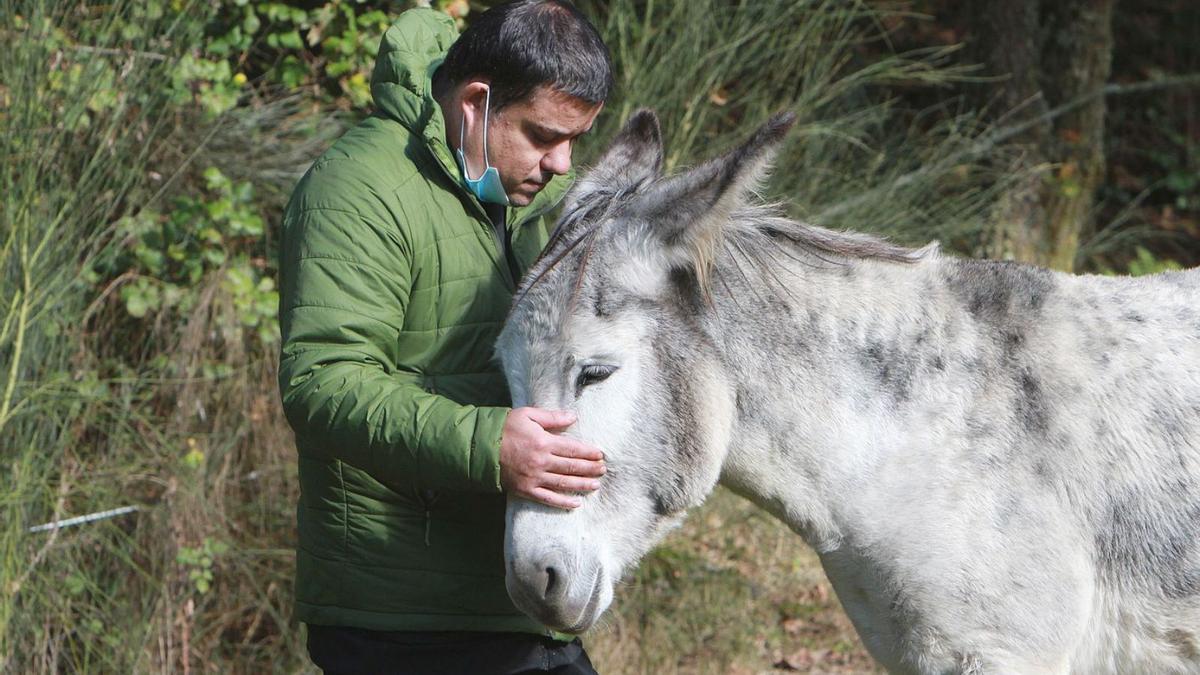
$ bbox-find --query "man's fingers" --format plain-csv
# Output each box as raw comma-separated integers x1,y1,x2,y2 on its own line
547,456,606,478
541,474,601,493
528,487,583,510
546,436,604,461
523,407,577,431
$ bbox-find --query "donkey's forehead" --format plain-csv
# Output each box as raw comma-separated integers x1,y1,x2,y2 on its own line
512,197,635,327
508,235,651,354
509,253,588,343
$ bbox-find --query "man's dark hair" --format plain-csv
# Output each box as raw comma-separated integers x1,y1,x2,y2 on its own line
437,0,613,111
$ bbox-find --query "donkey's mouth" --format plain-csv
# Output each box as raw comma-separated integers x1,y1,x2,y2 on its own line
560,566,606,633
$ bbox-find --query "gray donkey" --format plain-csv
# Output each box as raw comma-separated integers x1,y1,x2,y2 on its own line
496,110,1200,674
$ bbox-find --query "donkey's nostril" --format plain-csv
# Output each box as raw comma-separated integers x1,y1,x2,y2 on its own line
543,565,559,600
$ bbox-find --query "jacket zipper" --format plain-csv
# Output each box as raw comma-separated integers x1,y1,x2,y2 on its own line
489,205,525,288
419,375,440,547
502,182,573,283
508,177,573,230
419,488,439,546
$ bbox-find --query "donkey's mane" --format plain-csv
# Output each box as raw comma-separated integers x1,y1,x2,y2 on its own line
725,203,929,267
515,189,930,308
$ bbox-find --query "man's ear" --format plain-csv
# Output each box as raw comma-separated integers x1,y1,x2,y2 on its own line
566,109,664,208
459,80,490,110
631,111,796,277
455,80,491,154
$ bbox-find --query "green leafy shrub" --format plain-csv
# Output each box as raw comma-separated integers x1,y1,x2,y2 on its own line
101,167,279,345
169,52,247,117
177,537,230,594
206,0,408,109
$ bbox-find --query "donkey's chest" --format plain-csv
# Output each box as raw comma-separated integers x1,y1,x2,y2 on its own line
813,526,1091,673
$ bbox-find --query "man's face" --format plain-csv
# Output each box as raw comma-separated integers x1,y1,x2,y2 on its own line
465,85,602,207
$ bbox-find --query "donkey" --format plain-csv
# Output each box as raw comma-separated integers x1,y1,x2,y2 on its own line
495,110,1200,674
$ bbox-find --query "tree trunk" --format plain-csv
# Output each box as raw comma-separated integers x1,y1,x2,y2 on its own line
965,0,1116,271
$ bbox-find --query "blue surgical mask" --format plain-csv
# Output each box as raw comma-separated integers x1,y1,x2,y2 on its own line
456,87,509,205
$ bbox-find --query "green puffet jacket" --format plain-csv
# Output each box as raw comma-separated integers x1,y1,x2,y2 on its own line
277,8,570,634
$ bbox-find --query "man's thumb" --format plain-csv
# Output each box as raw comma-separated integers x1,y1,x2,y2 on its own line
525,407,576,430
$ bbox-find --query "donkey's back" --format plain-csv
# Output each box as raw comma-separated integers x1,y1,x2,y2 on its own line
1053,267,1200,671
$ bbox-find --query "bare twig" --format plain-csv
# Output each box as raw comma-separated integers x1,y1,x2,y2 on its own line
65,45,168,61
815,74,1200,223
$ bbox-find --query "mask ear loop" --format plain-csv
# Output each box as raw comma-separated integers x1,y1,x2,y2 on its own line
481,86,491,168
458,86,492,181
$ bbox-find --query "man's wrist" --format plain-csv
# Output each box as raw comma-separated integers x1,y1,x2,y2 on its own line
473,405,511,493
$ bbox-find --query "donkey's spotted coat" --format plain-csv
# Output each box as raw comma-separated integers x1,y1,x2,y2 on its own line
498,110,1200,674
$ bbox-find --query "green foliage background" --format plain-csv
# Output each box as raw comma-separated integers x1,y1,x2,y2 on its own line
0,0,1195,672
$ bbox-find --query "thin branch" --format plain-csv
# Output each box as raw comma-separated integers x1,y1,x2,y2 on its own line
65,45,167,61
815,74,1200,223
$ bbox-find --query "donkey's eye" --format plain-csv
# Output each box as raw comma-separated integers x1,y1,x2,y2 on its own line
576,365,617,395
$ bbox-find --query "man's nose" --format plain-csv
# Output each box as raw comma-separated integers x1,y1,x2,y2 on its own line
541,141,572,176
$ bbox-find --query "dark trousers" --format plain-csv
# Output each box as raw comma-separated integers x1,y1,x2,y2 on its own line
306,624,599,675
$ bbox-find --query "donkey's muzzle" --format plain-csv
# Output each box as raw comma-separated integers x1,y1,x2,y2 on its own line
506,555,604,632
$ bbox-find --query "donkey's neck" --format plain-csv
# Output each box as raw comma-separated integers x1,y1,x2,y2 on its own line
707,249,955,552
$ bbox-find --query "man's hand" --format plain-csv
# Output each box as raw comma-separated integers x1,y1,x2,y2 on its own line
500,407,606,509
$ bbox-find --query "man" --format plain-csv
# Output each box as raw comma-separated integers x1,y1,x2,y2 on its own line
276,2,613,673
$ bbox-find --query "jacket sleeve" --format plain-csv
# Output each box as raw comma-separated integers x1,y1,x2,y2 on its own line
277,200,509,494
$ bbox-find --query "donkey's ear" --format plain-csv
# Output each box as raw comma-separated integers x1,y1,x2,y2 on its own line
573,109,664,197
633,111,796,273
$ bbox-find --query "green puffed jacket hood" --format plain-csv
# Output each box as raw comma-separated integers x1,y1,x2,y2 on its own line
277,8,570,635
